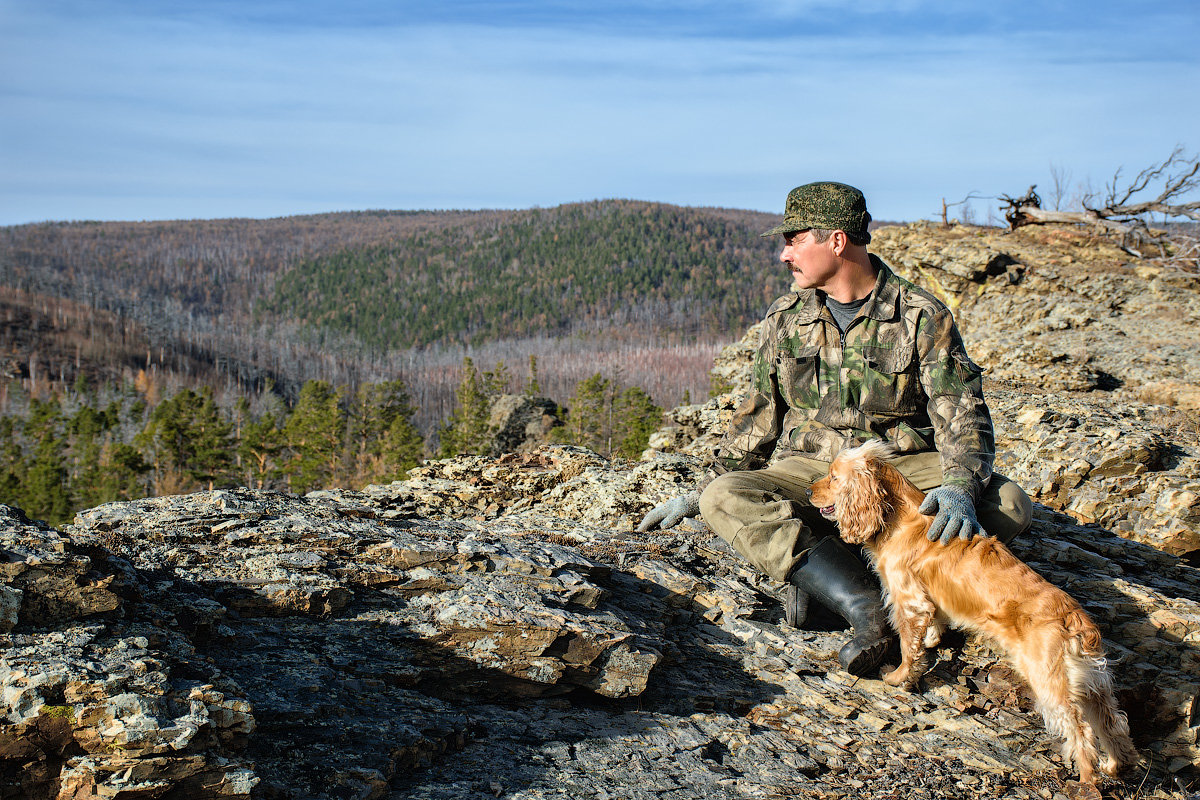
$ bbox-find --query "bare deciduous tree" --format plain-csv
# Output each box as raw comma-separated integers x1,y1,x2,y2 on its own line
1048,163,1073,211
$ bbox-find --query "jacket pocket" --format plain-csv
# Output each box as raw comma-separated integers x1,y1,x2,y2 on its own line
777,346,821,410
951,349,985,383
859,342,920,414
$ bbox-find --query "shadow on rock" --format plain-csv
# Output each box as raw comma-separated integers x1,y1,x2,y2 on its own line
203,564,786,800
9,465,1199,800
51,489,787,800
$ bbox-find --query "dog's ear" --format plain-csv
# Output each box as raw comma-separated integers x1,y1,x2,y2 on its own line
875,460,907,504
872,458,925,515
835,457,890,543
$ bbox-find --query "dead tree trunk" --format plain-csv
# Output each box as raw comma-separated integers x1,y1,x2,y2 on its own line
999,148,1200,257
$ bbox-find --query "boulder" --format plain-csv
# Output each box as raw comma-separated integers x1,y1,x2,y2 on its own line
485,394,562,456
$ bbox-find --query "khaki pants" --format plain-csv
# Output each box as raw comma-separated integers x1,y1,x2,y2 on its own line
698,451,1033,583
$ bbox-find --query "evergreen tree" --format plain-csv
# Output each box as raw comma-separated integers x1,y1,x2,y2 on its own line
137,387,235,493
378,411,425,481
20,400,73,525
553,374,661,460
238,398,287,490
437,357,493,457
70,413,106,510
189,389,236,488
284,380,345,493
23,433,72,526
524,354,541,396
95,442,150,503
482,361,512,396
613,386,662,460
554,374,612,454
348,379,424,483
67,402,131,508
347,382,387,480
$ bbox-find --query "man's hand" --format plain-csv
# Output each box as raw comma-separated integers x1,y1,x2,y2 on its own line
637,491,701,532
919,486,987,544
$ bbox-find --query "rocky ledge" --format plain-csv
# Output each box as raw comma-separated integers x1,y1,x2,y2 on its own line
3,223,1200,800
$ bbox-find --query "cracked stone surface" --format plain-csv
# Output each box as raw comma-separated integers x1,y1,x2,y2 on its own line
4,223,1200,799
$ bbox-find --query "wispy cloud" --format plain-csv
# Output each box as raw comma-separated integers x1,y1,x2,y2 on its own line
1,0,1196,223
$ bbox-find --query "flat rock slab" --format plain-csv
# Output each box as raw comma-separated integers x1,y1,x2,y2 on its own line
4,436,1198,799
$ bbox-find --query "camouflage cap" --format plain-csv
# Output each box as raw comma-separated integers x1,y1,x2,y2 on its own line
761,181,872,241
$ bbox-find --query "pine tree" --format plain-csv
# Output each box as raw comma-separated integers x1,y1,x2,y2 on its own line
23,433,72,526
0,417,26,507
238,399,287,490
137,387,234,493
70,418,106,510
68,403,128,508
482,361,512,396
554,373,612,454
73,372,92,401
613,385,662,460
189,389,236,488
524,354,541,396
349,380,424,484
437,357,493,457
20,400,73,526
378,411,425,481
553,374,661,460
284,380,345,493
95,442,150,502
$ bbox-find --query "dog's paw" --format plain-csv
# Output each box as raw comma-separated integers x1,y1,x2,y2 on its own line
881,666,911,688
922,622,944,648
1099,749,1141,778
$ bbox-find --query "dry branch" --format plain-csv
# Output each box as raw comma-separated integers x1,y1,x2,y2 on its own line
999,148,1200,257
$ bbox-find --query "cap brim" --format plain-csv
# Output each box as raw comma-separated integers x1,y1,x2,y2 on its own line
760,221,808,238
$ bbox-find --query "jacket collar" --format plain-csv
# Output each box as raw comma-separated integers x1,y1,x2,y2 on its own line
861,255,901,322
788,255,898,324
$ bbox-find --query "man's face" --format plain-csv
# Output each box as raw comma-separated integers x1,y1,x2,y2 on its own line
779,230,839,292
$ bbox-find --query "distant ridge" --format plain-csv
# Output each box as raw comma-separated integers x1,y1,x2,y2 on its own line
0,200,788,407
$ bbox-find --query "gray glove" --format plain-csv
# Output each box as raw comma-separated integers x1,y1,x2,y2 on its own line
637,491,701,531
920,486,987,544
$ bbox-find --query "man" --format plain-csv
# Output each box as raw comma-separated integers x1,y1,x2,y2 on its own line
639,181,1033,676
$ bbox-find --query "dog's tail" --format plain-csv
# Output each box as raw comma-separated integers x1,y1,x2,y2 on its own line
1062,608,1140,777
1063,607,1109,705
1065,607,1103,655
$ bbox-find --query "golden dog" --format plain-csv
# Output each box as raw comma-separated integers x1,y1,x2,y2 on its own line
808,441,1138,786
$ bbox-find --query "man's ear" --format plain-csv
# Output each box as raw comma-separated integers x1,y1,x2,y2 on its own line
829,229,848,257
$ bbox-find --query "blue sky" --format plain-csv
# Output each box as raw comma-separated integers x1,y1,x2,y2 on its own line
1,0,1197,225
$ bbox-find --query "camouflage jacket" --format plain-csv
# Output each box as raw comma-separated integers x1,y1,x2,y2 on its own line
714,257,994,499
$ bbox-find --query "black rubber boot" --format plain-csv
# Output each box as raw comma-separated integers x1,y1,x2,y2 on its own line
787,536,891,676
782,584,809,628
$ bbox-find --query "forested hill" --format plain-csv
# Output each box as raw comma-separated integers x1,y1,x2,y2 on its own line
2,199,796,455
259,201,788,349
0,200,795,527
3,200,785,347
1,201,788,397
